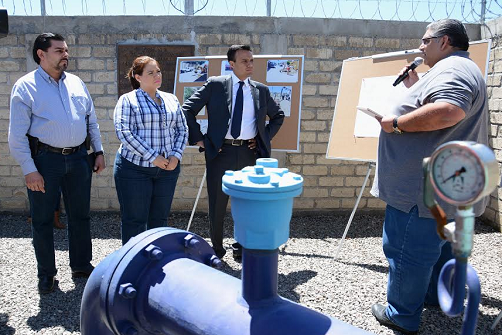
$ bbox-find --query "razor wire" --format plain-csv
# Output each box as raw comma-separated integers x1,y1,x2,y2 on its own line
5,0,502,23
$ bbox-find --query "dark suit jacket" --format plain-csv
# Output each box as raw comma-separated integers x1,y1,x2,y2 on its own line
182,75,285,161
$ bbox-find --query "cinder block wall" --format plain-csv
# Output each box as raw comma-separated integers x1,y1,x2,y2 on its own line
482,16,502,231
1,16,499,230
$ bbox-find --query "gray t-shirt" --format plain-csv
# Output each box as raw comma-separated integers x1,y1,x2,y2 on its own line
371,51,489,218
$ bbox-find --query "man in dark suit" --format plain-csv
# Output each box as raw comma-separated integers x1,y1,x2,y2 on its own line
182,45,285,260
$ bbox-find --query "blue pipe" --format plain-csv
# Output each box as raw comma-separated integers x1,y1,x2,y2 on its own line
438,258,481,335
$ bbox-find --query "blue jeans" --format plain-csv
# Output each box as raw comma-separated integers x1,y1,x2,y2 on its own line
28,146,93,278
114,152,180,245
383,205,453,331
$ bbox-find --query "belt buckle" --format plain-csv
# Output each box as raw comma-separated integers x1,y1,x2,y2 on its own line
231,139,242,146
61,147,73,155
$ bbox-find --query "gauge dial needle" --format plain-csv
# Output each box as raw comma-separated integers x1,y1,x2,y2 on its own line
442,166,466,184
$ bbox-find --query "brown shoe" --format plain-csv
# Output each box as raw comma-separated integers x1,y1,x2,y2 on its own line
53,211,66,230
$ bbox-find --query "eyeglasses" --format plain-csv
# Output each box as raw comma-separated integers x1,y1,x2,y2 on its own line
421,36,442,45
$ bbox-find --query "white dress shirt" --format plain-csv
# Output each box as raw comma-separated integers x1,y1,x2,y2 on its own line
225,72,257,140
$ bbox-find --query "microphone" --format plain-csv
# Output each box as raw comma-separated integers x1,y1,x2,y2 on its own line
392,57,423,86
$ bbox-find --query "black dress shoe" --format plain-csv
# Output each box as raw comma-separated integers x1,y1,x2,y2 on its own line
371,304,418,335
72,266,94,279
38,276,55,294
231,242,242,260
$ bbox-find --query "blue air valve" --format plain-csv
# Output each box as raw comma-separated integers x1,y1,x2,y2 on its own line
222,158,303,250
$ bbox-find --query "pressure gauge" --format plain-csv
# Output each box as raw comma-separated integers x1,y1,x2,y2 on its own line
428,141,499,206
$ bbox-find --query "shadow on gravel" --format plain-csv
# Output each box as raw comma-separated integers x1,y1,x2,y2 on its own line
278,270,318,303
2,211,496,242
420,300,502,335
0,313,15,335
26,279,87,333
336,261,388,274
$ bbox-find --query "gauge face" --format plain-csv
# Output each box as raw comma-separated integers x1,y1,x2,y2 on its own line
431,146,485,204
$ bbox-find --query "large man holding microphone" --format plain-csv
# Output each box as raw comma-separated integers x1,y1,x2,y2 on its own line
370,19,489,334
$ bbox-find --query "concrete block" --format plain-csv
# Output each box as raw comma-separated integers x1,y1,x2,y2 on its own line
345,176,367,186
306,48,333,59
303,187,329,198
299,131,316,143
319,85,337,95
293,35,319,46
331,165,355,176
319,176,344,187
78,59,105,71
0,61,20,72
334,50,360,60
303,143,328,154
78,35,106,45
375,38,400,49
93,46,116,58
303,165,328,176
71,46,92,58
342,198,364,208
222,34,251,45
9,47,26,59
315,198,340,208
86,83,106,95
331,188,355,198
300,109,315,120
207,47,229,56
303,97,329,108
316,109,334,121
293,198,315,209
348,37,373,48
305,73,331,84
319,60,342,72
0,35,17,45
301,120,327,131
93,71,116,83
302,85,317,96
287,48,305,55
317,132,331,143
304,60,319,72
323,36,347,47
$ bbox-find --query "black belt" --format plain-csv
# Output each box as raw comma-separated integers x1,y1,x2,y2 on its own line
38,142,84,155
223,139,250,146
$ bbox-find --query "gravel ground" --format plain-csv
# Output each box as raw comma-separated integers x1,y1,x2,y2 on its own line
0,211,501,335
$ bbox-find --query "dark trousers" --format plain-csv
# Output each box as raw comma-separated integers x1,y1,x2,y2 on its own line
205,144,256,252
28,146,93,278
114,152,180,245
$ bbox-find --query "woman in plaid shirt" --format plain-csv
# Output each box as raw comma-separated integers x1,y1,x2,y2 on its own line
113,56,188,244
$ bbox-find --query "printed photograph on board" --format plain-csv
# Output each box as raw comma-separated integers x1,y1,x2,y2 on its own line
179,60,208,82
184,86,206,115
269,86,292,117
221,60,233,76
266,60,299,83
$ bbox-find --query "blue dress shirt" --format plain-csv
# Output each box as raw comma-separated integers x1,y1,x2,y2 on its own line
8,66,103,175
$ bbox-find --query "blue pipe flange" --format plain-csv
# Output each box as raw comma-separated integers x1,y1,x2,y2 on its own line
99,228,218,335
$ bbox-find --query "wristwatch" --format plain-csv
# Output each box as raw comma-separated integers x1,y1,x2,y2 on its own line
392,116,403,134
94,151,104,156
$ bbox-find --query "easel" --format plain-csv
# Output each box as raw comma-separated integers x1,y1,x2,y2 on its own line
186,169,206,232
333,161,375,259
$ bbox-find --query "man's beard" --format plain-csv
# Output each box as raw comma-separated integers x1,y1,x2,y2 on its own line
57,60,68,71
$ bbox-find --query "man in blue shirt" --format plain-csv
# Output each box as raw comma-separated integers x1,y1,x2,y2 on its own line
8,33,105,294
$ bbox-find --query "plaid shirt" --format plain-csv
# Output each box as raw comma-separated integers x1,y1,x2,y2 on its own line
114,88,188,167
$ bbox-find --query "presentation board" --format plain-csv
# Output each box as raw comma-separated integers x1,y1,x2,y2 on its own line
174,55,304,152
326,40,491,162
